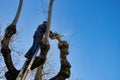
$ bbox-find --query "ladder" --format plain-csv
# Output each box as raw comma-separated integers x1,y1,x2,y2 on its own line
16,47,39,80
16,0,55,79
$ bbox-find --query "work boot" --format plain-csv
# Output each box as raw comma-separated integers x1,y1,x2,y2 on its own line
25,53,33,59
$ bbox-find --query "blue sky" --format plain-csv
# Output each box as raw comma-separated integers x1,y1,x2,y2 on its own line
0,0,120,80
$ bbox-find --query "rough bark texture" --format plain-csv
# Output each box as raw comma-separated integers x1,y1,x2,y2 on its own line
1,24,17,72
31,40,50,70
50,40,71,80
0,0,23,80
33,40,50,80
1,24,19,80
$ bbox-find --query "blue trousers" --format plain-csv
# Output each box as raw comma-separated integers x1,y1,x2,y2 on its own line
25,34,43,59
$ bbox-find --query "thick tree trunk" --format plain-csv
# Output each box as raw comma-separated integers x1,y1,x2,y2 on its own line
50,40,71,80
33,40,50,80
35,0,54,79
1,0,23,80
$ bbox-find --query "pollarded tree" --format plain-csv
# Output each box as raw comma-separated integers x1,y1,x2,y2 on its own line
0,26,24,79
1,0,71,80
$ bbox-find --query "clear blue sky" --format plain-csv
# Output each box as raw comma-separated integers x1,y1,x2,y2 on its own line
0,0,120,80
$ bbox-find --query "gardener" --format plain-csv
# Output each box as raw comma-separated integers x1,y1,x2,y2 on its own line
25,21,53,59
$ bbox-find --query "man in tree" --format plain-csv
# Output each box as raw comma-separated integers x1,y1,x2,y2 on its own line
25,21,53,59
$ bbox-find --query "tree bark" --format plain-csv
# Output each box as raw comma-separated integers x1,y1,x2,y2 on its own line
50,40,71,80
1,0,23,80
45,0,54,40
12,0,23,25
35,0,54,79
34,65,43,80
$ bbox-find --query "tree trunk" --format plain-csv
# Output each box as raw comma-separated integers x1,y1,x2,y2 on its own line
34,65,43,80
1,0,23,80
34,0,54,80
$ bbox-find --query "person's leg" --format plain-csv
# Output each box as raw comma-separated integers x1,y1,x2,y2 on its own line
25,46,34,59
25,36,42,59
30,38,40,56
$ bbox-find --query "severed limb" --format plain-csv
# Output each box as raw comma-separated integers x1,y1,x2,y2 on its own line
50,32,71,80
